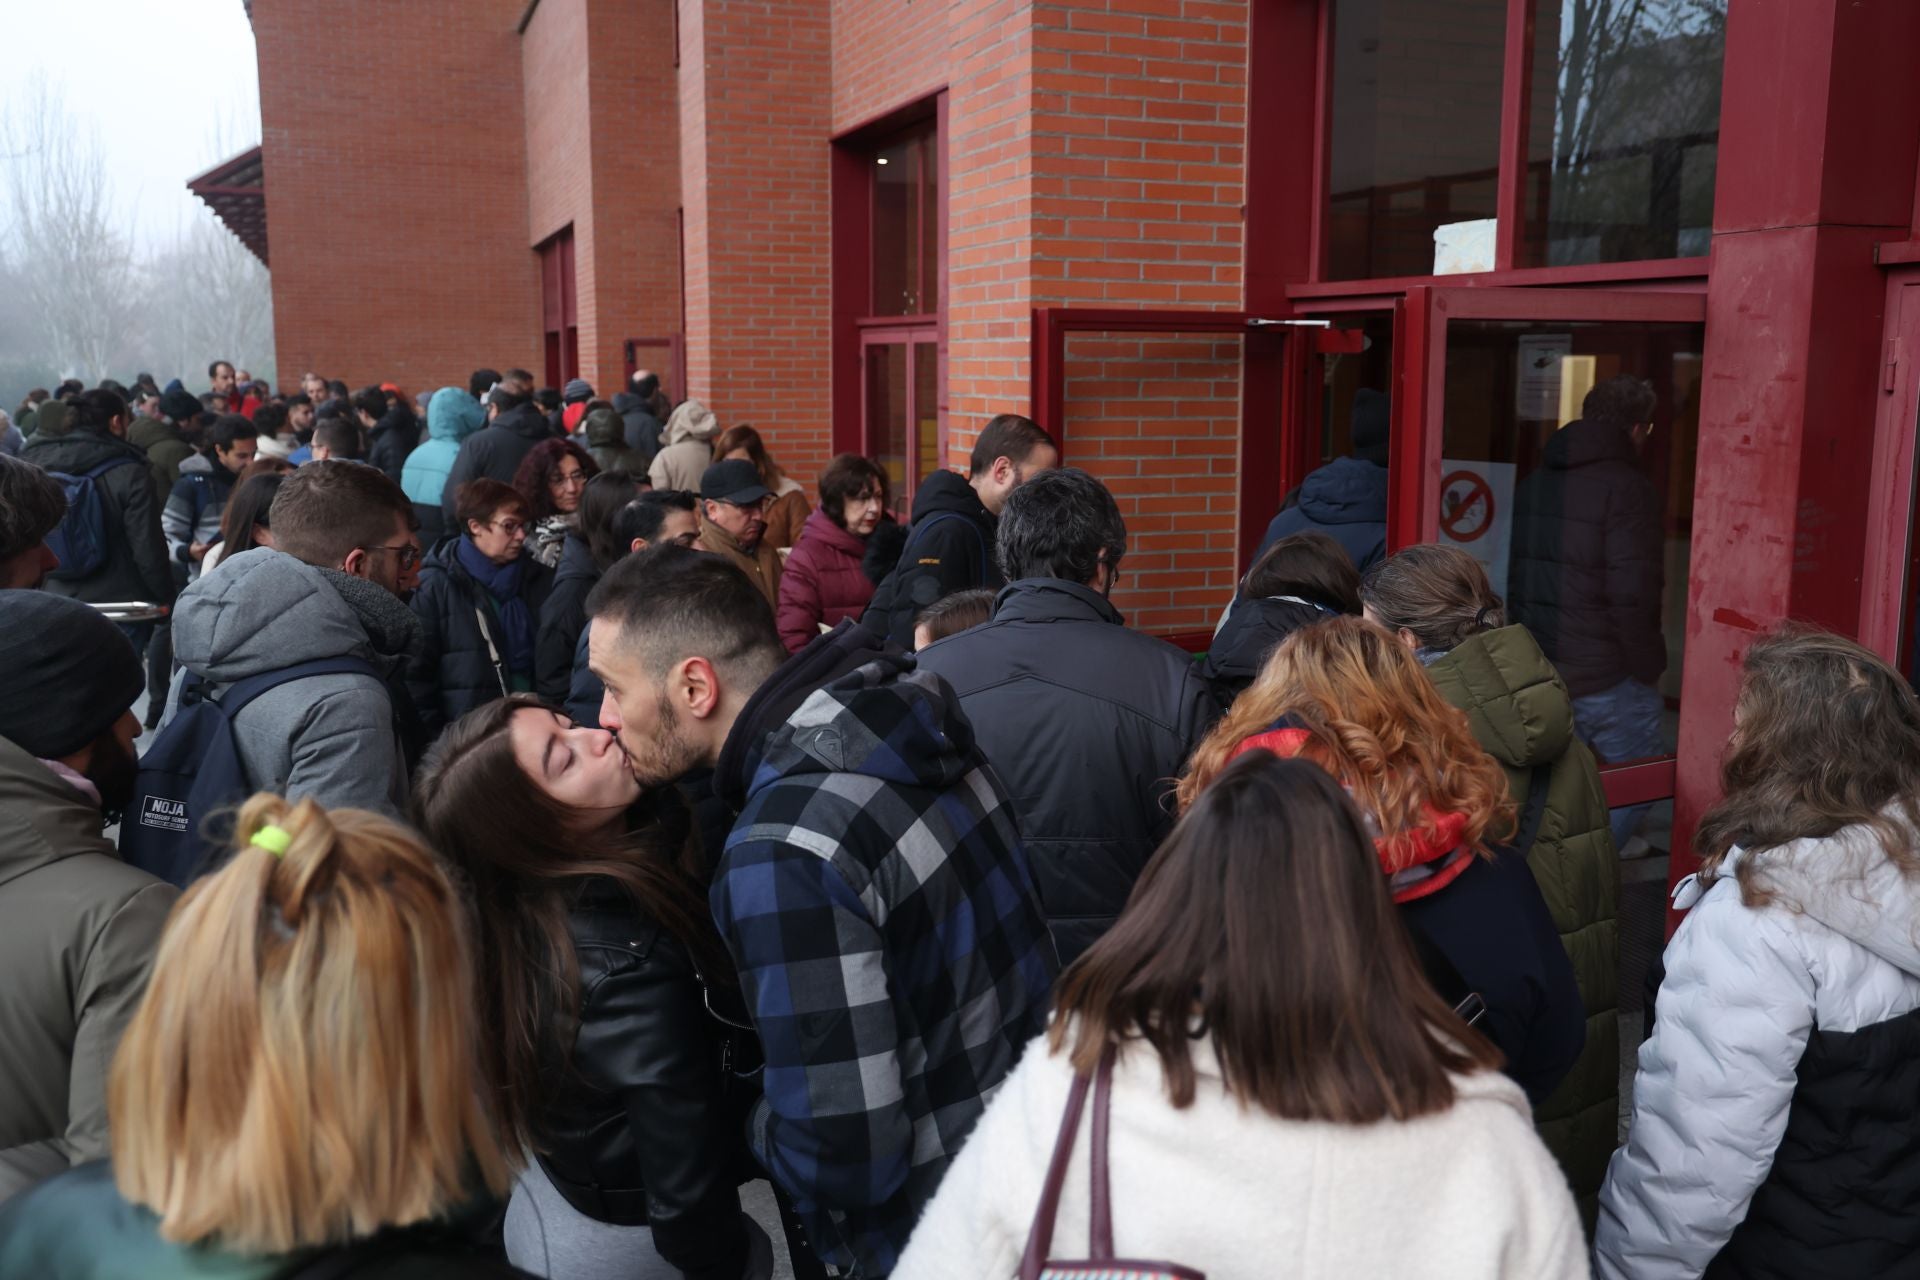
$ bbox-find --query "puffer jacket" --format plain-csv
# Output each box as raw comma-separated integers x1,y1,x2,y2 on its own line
535,534,599,704
440,401,552,529
1508,417,1665,698
775,508,875,652
914,578,1218,965
22,426,175,607
1425,625,1618,1217
0,739,176,1202
1598,828,1920,1280
583,406,645,476
1200,594,1342,703
402,388,485,544
165,547,418,818
1252,456,1388,573
647,401,719,493
406,539,554,738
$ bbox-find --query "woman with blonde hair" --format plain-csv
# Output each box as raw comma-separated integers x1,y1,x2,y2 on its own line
0,794,523,1277
1180,615,1585,1105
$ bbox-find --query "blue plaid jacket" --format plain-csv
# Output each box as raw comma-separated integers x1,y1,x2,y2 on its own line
712,634,1056,1278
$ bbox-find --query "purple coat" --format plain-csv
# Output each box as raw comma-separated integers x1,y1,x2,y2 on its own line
776,508,876,652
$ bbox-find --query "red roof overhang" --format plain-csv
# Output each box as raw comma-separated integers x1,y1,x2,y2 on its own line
186,145,267,266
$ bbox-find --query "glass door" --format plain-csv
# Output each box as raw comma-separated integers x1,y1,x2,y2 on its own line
1398,285,1707,849
860,326,940,515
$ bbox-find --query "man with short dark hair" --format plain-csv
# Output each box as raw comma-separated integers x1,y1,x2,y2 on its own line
469,367,503,402
697,458,782,608
308,417,363,463
562,491,702,727
355,385,420,485
164,461,424,816
862,412,1059,648
163,416,258,582
915,467,1217,964
21,389,175,611
440,370,547,526
585,547,1054,1278
0,456,67,589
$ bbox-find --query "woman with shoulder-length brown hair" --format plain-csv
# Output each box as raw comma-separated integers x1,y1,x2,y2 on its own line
0,793,523,1277
414,694,772,1280
1180,615,1586,1107
1202,530,1363,702
898,752,1585,1279
715,424,811,550
1598,627,1920,1280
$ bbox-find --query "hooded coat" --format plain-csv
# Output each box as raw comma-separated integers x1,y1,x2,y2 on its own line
915,578,1218,965
612,391,663,463
440,401,552,530
710,622,1057,1278
22,425,176,607
860,470,1002,649
1252,456,1389,574
1597,828,1920,1279
647,401,719,494
1424,625,1619,1217
0,738,177,1202
406,539,554,739
1507,417,1665,698
774,508,876,653
583,406,645,477
402,388,486,545
165,547,418,818
1199,594,1343,703
127,417,193,496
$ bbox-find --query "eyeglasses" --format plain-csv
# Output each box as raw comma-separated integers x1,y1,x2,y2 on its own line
551,469,588,489
359,542,422,569
489,518,528,536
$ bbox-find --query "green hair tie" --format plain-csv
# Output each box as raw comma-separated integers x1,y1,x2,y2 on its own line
249,824,293,857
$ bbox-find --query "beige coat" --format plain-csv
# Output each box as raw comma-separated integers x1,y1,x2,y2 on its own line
648,400,720,493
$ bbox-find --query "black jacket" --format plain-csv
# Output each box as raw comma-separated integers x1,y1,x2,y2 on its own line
537,875,754,1280
536,534,599,704
440,403,552,527
1200,594,1341,704
612,392,664,463
861,470,1001,649
406,540,554,738
367,404,422,487
1252,456,1389,573
1507,418,1665,698
22,427,176,606
914,579,1218,964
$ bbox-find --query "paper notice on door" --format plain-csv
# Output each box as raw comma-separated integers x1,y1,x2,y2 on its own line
1516,334,1572,420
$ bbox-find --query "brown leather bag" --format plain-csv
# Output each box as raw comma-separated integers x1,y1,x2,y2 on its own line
1016,1046,1207,1280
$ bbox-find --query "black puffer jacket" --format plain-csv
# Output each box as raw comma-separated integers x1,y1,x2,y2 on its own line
1200,594,1342,704
440,403,552,527
406,540,554,738
367,404,422,486
1507,418,1665,698
536,534,600,704
22,426,176,607
861,470,1001,649
914,579,1217,964
612,392,663,464
537,874,755,1280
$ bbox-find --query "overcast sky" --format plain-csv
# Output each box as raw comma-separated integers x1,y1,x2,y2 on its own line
1,0,260,252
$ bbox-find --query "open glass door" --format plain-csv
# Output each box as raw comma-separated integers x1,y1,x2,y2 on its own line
1397,285,1707,855
860,326,941,515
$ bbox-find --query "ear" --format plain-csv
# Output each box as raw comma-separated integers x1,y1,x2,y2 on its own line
341,547,372,579
677,655,724,720
630,537,647,553
991,455,1016,486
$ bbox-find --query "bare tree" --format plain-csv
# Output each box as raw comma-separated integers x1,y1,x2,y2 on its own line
144,213,276,387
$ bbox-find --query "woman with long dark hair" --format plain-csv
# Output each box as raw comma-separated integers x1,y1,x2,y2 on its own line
537,471,646,702
1598,628,1920,1278
898,752,1583,1278
514,437,600,568
199,461,293,575
415,695,771,1280
1201,530,1362,702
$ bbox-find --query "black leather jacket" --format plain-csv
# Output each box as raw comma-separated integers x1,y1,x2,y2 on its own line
536,878,758,1280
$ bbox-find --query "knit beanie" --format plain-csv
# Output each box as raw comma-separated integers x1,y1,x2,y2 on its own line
159,388,202,423
0,591,144,759
562,378,594,404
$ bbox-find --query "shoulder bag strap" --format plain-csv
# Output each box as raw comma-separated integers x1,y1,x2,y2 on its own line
1017,1063,1095,1280
1513,762,1554,853
1089,1044,1117,1259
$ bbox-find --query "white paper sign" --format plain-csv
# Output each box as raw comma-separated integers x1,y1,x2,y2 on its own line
1437,459,1517,593
1516,334,1573,420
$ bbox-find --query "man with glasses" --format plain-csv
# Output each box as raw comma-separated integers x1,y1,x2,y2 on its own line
162,461,425,817
696,458,783,609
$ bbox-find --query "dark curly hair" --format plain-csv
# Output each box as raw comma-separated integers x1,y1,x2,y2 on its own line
512,438,599,520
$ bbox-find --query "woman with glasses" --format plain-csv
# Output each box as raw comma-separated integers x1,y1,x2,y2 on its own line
407,478,557,739
515,437,601,568
415,695,774,1280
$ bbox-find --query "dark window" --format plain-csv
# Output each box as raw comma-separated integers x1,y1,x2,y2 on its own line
871,122,938,317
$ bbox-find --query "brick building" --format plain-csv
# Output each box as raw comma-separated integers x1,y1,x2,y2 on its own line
214,0,1920,891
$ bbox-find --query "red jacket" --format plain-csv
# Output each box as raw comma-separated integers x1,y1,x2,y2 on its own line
776,508,877,652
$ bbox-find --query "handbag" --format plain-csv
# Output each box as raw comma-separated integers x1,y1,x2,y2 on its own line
1017,1046,1206,1280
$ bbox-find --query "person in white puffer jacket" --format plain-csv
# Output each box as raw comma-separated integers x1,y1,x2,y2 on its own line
1597,626,1920,1279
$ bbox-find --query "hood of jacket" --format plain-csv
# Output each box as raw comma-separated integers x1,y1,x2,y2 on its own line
426,387,485,444
1424,625,1575,770
22,424,147,472
0,735,113,890
716,620,979,812
798,505,869,560
582,406,627,449
171,547,396,682
489,401,549,442
1543,416,1638,471
1295,455,1388,526
908,468,992,527
1722,828,1920,980
661,399,718,446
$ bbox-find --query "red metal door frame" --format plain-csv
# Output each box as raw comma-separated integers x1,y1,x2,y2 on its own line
1859,269,1920,663
858,325,941,505
1395,284,1708,812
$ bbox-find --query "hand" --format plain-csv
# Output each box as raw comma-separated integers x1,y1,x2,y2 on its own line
189,541,211,562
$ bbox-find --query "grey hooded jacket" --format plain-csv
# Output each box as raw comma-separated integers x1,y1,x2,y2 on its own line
164,547,413,818
0,737,176,1203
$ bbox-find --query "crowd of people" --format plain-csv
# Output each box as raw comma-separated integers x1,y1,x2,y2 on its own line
0,363,1917,1280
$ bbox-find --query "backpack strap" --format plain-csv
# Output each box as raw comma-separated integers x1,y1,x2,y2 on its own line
82,456,141,480
212,657,388,718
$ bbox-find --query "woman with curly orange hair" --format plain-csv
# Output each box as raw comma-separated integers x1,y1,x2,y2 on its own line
1181,615,1586,1105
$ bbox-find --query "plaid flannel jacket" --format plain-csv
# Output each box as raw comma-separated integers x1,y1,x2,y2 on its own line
712,655,1056,1278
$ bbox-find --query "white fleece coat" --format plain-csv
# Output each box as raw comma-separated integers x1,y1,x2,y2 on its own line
895,1036,1586,1280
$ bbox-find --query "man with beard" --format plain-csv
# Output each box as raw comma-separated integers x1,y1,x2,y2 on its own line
584,548,1054,1278
0,591,178,1201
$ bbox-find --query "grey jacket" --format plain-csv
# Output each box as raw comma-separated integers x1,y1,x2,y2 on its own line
0,737,176,1203
165,548,414,818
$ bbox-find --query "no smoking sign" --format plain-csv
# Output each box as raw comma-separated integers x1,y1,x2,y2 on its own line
1440,469,1495,542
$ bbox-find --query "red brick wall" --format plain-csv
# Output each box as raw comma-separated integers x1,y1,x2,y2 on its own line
832,0,950,133
255,0,541,393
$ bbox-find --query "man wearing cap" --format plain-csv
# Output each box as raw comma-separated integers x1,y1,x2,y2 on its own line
0,591,178,1201
698,458,783,609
